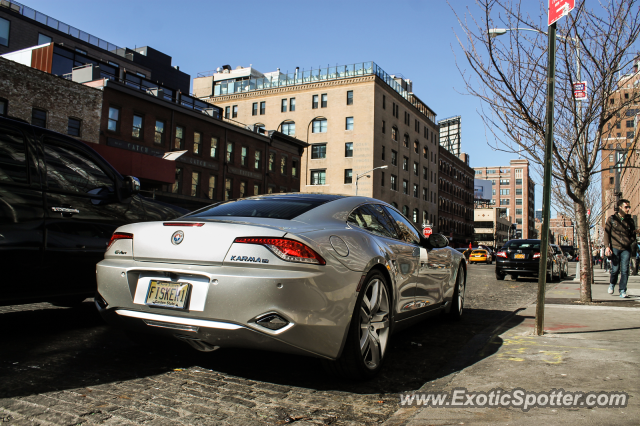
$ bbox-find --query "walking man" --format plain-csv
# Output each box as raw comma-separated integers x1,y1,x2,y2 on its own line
604,199,640,298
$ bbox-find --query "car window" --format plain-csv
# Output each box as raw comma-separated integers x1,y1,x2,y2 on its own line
190,197,328,220
0,124,29,185
43,140,114,194
348,204,399,239
382,206,421,245
506,241,541,250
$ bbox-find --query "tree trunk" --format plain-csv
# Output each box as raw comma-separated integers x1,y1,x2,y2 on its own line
575,201,593,302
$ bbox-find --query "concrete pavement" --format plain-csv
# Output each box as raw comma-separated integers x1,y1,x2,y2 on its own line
384,267,640,425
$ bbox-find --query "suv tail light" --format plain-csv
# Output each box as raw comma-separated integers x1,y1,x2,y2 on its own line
107,232,133,250
496,251,507,258
234,237,326,265
533,252,541,259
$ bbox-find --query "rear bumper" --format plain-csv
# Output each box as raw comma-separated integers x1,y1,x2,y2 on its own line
96,259,362,360
496,260,546,276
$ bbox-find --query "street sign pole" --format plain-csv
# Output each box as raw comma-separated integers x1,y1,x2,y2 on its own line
535,22,557,336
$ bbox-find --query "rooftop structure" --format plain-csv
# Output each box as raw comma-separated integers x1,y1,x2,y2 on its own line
438,115,461,156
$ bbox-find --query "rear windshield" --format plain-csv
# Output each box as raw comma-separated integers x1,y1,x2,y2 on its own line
471,250,486,254
187,198,328,220
505,240,541,250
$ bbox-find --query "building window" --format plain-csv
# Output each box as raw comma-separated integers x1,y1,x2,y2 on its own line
403,180,408,194
345,142,353,157
500,179,510,185
154,121,164,144
208,175,216,199
402,205,409,217
516,178,522,185
312,95,319,109
392,126,398,141
516,218,523,225
0,98,6,116
423,166,428,180
269,152,275,172
239,181,246,198
403,156,409,171
172,167,183,194
292,159,298,177
403,134,409,148
344,169,353,184
32,108,47,128
38,33,52,45
0,17,9,46
281,121,295,135
311,144,327,159
500,189,510,195
423,146,429,160
516,208,523,215
225,178,232,200
311,170,326,185
383,95,386,109
252,102,258,116
391,175,397,191
191,171,200,197
290,98,296,111
281,99,287,113
500,199,510,205
312,119,327,133
347,90,353,105
413,162,418,176
626,119,634,127
225,106,230,118
107,107,119,131
175,126,184,149
381,171,385,186
259,101,266,115
414,140,419,154
193,132,201,155
391,150,397,166
382,146,386,160
321,94,327,108
229,105,237,118
226,142,233,163
280,155,287,175
516,198,523,205
382,120,386,134
413,209,419,223
610,177,614,184
627,131,635,139
67,118,81,137
423,187,428,201
255,150,261,169
413,184,418,198
609,154,614,162
346,117,354,130
516,188,522,195
210,137,218,158
254,184,260,196
241,146,247,166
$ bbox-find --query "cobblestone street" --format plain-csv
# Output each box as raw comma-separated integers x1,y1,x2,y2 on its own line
0,264,560,425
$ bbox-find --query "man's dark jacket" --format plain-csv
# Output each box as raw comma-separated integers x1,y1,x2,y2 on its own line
604,214,637,251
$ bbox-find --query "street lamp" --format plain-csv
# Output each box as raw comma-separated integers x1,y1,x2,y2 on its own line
355,166,388,196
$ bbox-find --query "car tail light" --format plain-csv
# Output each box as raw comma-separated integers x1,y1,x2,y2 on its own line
234,237,326,265
496,251,507,258
533,252,541,259
107,232,133,250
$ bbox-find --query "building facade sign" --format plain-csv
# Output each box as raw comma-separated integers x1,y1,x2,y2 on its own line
107,138,165,158
227,166,262,180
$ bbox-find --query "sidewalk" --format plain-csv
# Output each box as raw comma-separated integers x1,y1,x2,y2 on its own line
384,269,640,425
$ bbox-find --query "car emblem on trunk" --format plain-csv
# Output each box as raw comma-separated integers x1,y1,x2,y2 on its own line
171,230,185,245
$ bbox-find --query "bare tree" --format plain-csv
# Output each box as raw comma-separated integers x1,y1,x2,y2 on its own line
453,0,640,302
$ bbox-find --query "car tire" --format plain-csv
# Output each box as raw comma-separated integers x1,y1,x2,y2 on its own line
447,266,465,322
511,274,519,281
322,269,391,380
496,270,506,280
487,259,492,265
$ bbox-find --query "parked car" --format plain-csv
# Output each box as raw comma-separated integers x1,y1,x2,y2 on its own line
0,116,187,306
551,244,569,279
469,249,492,264
495,239,561,281
95,194,467,379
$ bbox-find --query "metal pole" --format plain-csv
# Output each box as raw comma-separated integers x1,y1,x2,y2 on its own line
535,23,557,336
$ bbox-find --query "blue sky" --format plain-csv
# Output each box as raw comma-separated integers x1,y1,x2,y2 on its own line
22,0,545,210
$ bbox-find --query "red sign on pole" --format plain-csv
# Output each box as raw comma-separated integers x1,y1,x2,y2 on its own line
423,226,433,238
548,0,575,26
573,81,587,100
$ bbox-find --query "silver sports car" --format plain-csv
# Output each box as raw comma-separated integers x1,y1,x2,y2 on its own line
96,194,466,379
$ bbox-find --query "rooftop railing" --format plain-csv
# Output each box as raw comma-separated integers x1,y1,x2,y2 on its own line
4,0,127,57
210,61,437,123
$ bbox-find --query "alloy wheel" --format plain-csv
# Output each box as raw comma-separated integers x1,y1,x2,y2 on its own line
359,278,390,370
456,267,465,315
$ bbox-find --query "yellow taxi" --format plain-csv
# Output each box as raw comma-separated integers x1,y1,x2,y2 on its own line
469,249,492,264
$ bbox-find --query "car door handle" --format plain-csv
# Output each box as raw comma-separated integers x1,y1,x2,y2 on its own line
51,207,80,215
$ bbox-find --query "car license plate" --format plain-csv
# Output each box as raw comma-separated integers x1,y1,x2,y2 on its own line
514,254,525,259
146,280,190,309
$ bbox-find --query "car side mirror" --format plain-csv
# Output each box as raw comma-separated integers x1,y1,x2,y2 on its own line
427,233,449,249
124,176,140,196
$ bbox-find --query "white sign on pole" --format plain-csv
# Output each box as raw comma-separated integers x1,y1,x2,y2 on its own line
573,81,587,100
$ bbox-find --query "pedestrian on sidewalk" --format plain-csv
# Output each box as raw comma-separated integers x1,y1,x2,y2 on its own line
604,199,640,298
600,246,606,270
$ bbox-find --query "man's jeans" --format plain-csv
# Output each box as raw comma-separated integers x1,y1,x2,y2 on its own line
610,248,631,292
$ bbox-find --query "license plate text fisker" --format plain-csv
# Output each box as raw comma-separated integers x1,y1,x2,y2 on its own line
146,280,190,309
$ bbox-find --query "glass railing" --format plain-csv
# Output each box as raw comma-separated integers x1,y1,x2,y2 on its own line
211,61,437,122
8,0,126,57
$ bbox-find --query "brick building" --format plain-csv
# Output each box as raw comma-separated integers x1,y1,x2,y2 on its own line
473,159,535,239
549,213,574,246
437,148,474,245
193,62,440,227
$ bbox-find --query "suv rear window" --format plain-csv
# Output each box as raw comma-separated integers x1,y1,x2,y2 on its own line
188,197,328,220
505,240,541,250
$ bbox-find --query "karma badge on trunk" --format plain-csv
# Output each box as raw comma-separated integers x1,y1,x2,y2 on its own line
171,230,185,245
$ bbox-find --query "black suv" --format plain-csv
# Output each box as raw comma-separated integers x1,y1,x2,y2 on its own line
495,239,561,281
0,116,187,306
